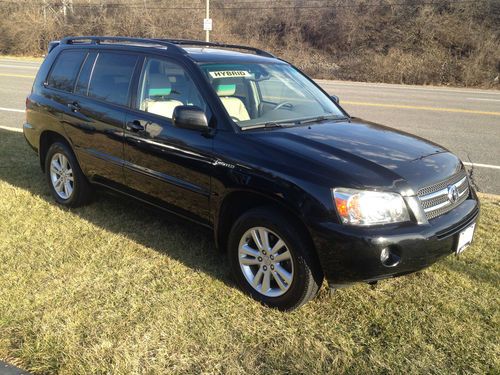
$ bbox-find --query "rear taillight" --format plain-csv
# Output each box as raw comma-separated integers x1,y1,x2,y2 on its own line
25,97,31,120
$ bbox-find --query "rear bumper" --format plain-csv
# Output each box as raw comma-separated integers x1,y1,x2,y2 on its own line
311,192,480,286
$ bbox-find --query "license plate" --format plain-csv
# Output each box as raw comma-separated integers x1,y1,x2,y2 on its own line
456,223,476,255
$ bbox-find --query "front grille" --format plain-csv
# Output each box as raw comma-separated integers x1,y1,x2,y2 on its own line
417,170,469,220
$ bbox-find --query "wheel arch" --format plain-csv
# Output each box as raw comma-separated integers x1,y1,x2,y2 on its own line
215,190,323,276
39,130,73,172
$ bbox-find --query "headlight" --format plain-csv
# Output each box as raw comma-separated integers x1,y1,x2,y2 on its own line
332,188,410,226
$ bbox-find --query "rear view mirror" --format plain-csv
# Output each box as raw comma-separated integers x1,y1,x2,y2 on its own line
172,106,208,131
330,95,340,104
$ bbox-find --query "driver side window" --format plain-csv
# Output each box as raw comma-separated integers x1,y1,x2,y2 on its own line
137,58,207,120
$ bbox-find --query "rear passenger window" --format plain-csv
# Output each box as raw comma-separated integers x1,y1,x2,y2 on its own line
46,50,86,92
87,52,138,106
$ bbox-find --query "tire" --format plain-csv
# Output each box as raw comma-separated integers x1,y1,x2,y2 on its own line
44,141,92,207
228,207,323,311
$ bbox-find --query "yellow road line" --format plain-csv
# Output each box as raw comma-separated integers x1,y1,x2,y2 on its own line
342,100,500,116
0,73,35,79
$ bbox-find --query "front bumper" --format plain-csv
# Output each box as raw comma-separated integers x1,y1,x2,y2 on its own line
311,193,480,286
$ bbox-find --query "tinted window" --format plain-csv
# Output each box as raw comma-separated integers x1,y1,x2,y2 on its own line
47,50,86,92
75,52,97,96
87,52,138,106
137,57,207,120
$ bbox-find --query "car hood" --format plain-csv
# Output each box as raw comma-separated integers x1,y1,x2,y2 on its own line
245,118,463,193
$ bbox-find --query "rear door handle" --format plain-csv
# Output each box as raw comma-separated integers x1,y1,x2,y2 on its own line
126,120,145,132
67,101,81,112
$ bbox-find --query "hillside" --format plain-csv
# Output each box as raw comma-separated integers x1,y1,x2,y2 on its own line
0,0,499,87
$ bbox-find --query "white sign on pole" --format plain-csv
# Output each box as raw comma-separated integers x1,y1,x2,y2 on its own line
203,18,213,31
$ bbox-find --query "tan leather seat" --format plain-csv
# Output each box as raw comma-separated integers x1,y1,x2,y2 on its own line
142,74,183,119
215,83,250,121
144,100,183,119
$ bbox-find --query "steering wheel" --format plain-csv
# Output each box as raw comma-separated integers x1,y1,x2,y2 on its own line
272,101,294,111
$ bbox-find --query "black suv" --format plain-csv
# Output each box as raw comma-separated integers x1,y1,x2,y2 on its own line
24,36,480,310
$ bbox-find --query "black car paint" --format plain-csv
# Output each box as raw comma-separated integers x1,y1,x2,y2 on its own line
24,42,480,286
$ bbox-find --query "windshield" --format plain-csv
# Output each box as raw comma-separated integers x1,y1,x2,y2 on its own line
199,62,346,128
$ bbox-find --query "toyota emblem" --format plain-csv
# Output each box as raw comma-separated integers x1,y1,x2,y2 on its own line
447,185,459,203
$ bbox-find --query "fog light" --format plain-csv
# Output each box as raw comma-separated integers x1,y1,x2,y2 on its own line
380,248,390,263
380,246,401,267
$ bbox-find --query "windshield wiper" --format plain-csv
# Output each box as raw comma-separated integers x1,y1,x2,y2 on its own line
241,121,296,131
297,115,345,125
241,116,347,131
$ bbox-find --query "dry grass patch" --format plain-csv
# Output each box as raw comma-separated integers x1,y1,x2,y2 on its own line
1,1,500,87
0,128,498,374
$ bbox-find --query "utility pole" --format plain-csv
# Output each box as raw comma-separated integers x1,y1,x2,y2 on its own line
62,0,67,22
62,0,73,22
205,0,210,42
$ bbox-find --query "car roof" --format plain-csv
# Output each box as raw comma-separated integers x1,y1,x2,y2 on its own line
182,47,281,64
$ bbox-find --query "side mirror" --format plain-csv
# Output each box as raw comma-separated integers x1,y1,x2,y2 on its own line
330,95,340,104
172,106,208,131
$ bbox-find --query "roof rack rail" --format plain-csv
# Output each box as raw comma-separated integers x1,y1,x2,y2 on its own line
60,36,187,54
59,36,276,59
154,39,276,58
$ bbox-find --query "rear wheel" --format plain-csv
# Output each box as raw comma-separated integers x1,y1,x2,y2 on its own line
228,207,323,311
45,142,92,207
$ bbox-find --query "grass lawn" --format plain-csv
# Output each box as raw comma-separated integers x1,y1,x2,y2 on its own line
0,128,498,374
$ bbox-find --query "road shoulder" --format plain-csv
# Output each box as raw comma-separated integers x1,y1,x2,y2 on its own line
0,361,31,375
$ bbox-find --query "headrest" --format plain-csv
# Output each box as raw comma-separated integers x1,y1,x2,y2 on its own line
149,73,172,96
149,87,171,96
215,83,236,96
148,60,162,74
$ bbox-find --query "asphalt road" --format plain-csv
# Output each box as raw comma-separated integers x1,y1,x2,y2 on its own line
0,361,31,375
1,58,499,194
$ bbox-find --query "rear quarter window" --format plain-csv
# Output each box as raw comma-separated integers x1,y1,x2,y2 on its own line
46,50,87,92
74,52,97,96
87,52,138,106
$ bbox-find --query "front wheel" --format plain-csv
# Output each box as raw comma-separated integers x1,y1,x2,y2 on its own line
45,141,92,207
228,207,323,311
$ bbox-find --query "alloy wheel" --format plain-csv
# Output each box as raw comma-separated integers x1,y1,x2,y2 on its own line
238,227,294,297
49,152,74,200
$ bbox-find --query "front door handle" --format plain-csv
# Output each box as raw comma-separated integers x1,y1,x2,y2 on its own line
67,101,81,112
126,120,145,132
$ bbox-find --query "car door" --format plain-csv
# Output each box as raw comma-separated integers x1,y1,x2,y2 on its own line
123,56,215,225
41,48,89,155
63,50,139,185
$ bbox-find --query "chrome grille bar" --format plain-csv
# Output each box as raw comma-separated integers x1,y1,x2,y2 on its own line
420,176,467,203
417,171,469,220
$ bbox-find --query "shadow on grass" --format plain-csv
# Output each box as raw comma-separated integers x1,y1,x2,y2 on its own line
2,128,493,294
0,128,232,288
